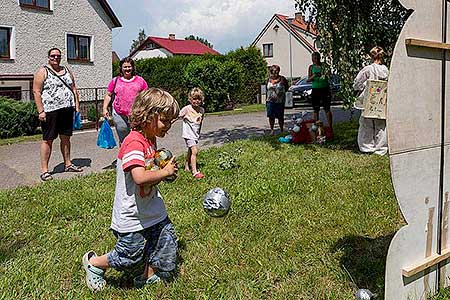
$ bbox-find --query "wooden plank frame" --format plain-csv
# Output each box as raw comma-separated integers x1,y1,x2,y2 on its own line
405,38,450,51
403,248,450,278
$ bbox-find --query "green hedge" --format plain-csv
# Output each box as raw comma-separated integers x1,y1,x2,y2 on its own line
0,96,39,138
185,58,244,112
115,47,268,112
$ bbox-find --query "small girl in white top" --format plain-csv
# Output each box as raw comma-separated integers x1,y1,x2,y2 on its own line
179,88,205,178
353,46,389,155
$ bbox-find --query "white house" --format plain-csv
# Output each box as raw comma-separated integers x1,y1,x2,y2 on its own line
0,0,121,100
252,13,318,80
130,34,220,60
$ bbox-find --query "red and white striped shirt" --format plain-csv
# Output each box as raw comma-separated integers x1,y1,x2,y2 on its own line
111,131,168,233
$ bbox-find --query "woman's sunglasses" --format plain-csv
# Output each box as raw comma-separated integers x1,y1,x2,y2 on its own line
49,55,62,59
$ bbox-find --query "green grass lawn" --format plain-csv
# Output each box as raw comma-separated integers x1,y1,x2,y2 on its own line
0,121,407,299
0,133,42,146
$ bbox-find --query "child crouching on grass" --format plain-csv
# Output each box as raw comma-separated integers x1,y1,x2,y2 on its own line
82,88,180,291
179,87,205,179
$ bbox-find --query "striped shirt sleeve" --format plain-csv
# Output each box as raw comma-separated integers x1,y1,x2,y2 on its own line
121,141,146,171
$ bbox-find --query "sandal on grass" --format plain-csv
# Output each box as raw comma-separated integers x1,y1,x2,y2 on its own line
82,251,106,292
40,172,53,182
134,274,161,289
65,164,82,172
193,171,204,179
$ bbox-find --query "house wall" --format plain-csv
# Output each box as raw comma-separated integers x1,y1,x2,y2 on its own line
132,48,172,60
254,18,314,80
0,0,115,90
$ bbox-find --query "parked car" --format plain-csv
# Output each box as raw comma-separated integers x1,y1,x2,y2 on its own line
288,74,341,104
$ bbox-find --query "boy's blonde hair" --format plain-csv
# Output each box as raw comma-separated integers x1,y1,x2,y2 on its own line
129,88,180,131
188,87,205,103
370,46,385,61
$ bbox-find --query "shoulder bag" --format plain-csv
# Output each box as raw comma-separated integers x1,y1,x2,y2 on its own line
44,66,75,98
109,76,119,107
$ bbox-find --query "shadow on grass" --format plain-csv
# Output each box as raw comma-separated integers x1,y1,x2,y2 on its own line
324,119,360,153
332,233,395,298
0,238,28,264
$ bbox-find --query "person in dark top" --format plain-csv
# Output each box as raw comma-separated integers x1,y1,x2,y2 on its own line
307,52,333,136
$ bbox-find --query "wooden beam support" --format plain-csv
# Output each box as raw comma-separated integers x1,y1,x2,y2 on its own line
403,248,450,278
406,38,450,51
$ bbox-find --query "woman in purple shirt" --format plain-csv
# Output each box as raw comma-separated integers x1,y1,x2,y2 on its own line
102,57,148,143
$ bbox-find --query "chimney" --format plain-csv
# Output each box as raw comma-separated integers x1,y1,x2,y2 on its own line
294,12,305,23
168,33,176,40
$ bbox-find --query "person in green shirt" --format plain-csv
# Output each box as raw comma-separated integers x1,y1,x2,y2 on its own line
307,52,333,137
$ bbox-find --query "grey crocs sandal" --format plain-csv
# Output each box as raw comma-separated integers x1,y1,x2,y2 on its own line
82,251,106,291
134,274,161,289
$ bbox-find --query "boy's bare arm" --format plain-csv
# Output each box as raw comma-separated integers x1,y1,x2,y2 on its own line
130,157,178,185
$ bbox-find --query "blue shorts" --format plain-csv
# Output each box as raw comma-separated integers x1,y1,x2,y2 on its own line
107,217,178,278
266,102,284,119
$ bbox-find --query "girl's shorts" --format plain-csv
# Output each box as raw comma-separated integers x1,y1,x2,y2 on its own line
184,138,199,148
107,217,177,278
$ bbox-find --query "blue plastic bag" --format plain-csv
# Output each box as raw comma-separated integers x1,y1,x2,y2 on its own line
73,111,82,130
97,121,117,149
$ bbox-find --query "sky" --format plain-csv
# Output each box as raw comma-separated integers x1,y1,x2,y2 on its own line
107,0,297,58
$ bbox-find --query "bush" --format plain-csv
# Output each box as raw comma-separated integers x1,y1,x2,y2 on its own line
135,56,196,107
0,97,39,138
185,58,244,112
87,105,97,122
118,47,268,112
226,46,268,104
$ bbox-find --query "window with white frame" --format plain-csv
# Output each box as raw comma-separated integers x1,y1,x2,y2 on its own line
19,0,50,10
263,43,273,58
0,27,14,60
67,34,92,61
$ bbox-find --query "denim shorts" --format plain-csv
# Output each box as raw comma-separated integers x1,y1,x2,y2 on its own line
266,101,284,119
107,217,178,277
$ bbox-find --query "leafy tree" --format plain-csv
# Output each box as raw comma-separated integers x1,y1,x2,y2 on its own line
129,29,147,53
185,35,214,49
226,46,268,104
295,0,411,107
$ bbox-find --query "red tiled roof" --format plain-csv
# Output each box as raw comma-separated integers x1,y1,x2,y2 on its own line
130,36,220,57
275,14,317,52
277,14,318,36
